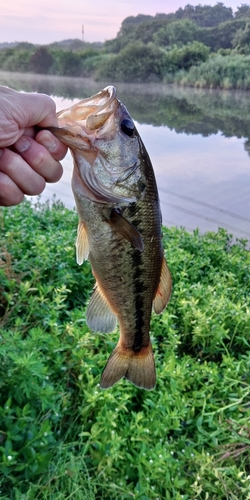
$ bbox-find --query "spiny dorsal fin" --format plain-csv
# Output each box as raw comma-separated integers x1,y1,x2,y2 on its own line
153,257,172,314
109,209,144,252
76,221,89,265
86,284,117,333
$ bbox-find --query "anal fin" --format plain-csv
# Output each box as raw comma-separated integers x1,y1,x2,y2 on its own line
76,221,89,265
86,284,117,333
153,257,172,314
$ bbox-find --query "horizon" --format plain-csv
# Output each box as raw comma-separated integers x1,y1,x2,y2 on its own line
0,0,245,45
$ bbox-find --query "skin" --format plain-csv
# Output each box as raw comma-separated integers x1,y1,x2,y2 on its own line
0,86,68,206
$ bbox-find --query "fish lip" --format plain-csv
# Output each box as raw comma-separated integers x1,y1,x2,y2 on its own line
56,85,118,136
47,126,99,154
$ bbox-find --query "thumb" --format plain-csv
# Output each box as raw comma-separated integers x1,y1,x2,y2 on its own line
1,86,58,129
16,91,58,128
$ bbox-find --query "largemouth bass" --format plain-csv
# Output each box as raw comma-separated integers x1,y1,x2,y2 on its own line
49,86,172,390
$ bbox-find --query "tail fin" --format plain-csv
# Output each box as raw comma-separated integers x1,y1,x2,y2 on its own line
100,343,156,390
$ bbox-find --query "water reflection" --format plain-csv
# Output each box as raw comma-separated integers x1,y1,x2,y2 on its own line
1,71,249,240
2,71,250,139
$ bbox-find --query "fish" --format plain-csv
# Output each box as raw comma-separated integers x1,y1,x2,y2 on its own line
48,86,172,390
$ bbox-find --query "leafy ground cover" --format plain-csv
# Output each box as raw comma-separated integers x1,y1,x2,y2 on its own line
0,199,250,499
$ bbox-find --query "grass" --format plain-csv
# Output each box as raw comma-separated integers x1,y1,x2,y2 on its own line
172,53,250,90
0,198,250,499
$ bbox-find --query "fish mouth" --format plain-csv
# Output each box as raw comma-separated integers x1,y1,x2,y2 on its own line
48,86,142,205
47,86,119,151
56,86,119,137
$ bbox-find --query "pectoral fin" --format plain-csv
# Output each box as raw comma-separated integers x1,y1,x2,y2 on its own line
86,284,117,333
76,221,89,265
109,209,144,252
153,257,172,314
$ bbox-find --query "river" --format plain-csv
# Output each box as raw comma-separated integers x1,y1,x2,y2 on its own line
1,71,250,241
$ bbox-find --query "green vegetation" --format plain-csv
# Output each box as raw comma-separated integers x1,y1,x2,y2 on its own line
1,199,250,499
2,4,250,86
95,43,167,83
173,53,250,89
0,45,101,78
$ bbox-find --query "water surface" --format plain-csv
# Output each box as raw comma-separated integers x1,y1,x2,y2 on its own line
1,71,249,241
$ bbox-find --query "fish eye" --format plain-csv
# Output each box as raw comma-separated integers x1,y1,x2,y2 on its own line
121,118,135,137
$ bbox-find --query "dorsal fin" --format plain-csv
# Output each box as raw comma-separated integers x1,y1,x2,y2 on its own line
109,209,144,252
153,257,172,314
86,284,117,333
76,221,89,265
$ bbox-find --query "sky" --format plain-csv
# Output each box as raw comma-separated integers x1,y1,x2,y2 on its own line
0,0,246,45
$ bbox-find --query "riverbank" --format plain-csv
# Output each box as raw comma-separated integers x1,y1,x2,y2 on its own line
2,46,250,90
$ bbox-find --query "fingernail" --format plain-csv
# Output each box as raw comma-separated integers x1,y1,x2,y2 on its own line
15,136,30,153
37,132,56,153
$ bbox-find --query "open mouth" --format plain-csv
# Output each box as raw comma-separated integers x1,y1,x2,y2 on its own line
56,86,118,134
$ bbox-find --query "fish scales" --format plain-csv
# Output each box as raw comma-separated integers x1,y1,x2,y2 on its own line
86,147,162,358
48,86,172,390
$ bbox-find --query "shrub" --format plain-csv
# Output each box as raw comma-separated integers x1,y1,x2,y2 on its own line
82,54,111,77
96,42,167,82
50,50,83,76
0,200,250,498
29,47,54,74
1,50,31,72
164,41,210,73
175,53,250,89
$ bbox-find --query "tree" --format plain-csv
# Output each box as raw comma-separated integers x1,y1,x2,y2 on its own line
196,19,246,51
118,14,154,36
133,18,171,44
234,4,250,19
96,42,167,82
232,22,250,48
51,50,82,76
154,19,200,47
173,3,233,27
15,42,36,51
29,47,53,74
2,50,31,72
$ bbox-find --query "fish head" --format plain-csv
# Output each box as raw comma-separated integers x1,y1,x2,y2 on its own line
50,86,146,204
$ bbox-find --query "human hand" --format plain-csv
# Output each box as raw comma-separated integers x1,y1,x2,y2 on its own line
0,86,68,206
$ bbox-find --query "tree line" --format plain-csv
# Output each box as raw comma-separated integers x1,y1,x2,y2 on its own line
1,3,250,88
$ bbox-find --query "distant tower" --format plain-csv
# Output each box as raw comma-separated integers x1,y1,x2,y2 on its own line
82,25,84,42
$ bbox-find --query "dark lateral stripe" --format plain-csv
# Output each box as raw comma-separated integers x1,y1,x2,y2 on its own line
131,245,145,352
126,202,147,352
